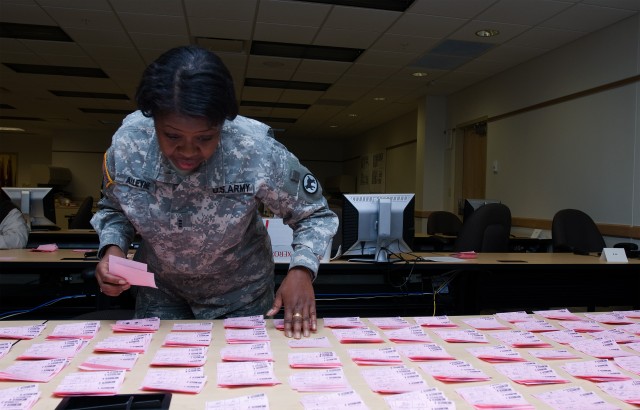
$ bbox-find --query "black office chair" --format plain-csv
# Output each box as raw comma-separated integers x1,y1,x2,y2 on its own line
68,196,94,229
423,211,462,251
551,209,606,253
453,203,512,252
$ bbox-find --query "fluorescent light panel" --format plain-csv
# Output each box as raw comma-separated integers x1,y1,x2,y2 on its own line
0,22,72,42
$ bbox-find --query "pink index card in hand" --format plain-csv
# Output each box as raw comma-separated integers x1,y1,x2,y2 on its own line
108,255,157,288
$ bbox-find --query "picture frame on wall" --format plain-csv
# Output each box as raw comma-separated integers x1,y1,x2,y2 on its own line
0,153,18,187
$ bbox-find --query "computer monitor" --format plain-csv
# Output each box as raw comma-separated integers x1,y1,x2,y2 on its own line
341,193,415,262
1,187,58,230
462,198,500,222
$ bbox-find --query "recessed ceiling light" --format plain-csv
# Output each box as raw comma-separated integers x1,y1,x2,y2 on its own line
373,97,386,101
412,72,428,77
348,113,358,117
329,125,338,128
0,127,25,132
475,29,500,37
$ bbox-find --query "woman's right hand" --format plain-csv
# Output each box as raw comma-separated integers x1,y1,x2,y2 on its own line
95,245,131,296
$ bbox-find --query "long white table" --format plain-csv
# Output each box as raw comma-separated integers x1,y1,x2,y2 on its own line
0,314,638,409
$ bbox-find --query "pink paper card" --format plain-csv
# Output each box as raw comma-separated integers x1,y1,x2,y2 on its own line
108,255,157,288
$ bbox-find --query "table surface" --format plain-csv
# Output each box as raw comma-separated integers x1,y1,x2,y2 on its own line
2,248,639,269
0,314,638,409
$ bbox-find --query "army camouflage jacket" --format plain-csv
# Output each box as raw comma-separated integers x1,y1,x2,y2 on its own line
92,111,338,309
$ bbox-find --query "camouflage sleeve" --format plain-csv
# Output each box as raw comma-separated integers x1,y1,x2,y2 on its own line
260,136,339,278
91,148,137,259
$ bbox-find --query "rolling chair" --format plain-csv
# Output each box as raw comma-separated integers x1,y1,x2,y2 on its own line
551,209,606,254
453,203,512,252
423,211,463,251
68,196,94,229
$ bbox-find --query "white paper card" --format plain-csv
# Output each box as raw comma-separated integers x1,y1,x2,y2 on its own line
600,248,628,262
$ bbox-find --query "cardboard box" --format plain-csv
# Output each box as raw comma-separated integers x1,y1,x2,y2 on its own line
263,218,331,263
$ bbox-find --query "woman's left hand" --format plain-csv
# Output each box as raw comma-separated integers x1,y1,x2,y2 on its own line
266,267,316,339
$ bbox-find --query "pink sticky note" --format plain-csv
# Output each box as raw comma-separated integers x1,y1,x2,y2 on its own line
108,255,157,288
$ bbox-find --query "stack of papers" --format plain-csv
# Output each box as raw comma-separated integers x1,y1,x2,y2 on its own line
432,329,488,343
223,315,265,329
466,345,526,363
384,326,432,343
288,351,342,368
597,380,640,406
93,333,153,354
111,317,160,333
78,353,139,371
108,255,157,288
616,323,640,335
584,312,634,325
0,342,12,360
533,309,582,321
0,324,46,340
288,336,332,348
299,390,368,410
289,368,350,392
367,317,411,329
206,393,269,410
534,386,619,410
593,329,640,344
360,365,428,394
54,370,126,396
47,321,100,340
150,346,207,367
216,361,280,387
0,384,40,410
527,349,580,360
513,320,557,333
414,315,457,328
561,359,632,382
0,358,68,382
162,331,211,347
456,382,535,410
419,360,491,382
141,367,207,393
347,347,402,365
323,317,366,328
224,328,270,343
220,342,273,362
494,362,569,385
172,322,213,332
569,338,634,359
495,311,533,323
396,343,455,361
613,355,640,376
384,387,455,410
614,310,640,319
462,316,512,330
490,330,552,348
557,320,607,333
542,329,589,345
332,328,384,343
18,339,87,359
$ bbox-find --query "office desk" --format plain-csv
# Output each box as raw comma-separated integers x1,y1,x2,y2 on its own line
0,314,637,409
27,229,100,250
2,250,639,317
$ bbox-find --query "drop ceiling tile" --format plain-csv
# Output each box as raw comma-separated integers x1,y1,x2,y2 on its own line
256,0,330,26
0,3,57,24
118,13,189,36
356,49,419,67
507,26,584,49
185,0,258,20
129,33,190,50
314,28,381,49
110,0,184,15
448,20,532,43
19,39,86,56
279,89,324,104
188,17,254,40
371,33,439,53
63,27,132,47
253,23,319,44
41,7,122,30
476,0,574,26
407,0,496,18
387,13,467,37
323,6,399,31
344,63,400,78
39,54,96,67
291,70,344,84
36,0,111,10
583,0,640,11
241,86,284,101
296,60,351,75
541,3,637,32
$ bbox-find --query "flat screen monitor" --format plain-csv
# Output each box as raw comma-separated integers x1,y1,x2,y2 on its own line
1,187,58,230
462,198,500,222
341,193,415,262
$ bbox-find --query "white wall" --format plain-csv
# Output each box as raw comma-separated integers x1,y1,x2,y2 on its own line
446,14,640,244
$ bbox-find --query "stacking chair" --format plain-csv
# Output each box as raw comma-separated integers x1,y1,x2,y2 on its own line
424,211,462,251
453,203,512,252
551,209,606,253
68,196,94,229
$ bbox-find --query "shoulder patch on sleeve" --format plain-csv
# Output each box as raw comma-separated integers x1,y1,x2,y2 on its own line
302,174,318,194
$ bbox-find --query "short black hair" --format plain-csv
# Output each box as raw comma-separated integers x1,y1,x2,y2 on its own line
135,45,238,125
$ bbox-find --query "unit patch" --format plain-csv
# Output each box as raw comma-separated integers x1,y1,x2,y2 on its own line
303,174,318,194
